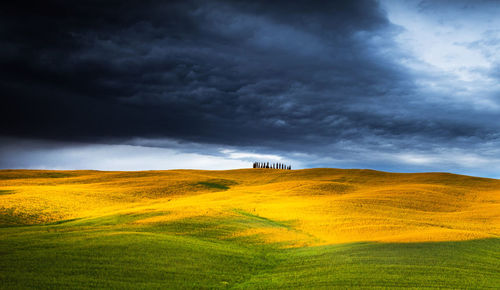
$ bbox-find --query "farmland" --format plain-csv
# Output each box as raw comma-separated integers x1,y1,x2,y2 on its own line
1,169,499,288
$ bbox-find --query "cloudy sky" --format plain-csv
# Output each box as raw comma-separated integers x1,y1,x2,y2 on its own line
1,0,500,177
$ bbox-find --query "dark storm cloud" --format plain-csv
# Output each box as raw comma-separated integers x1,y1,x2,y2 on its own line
1,0,499,160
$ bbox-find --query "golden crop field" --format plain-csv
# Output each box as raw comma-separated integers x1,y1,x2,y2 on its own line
1,168,498,247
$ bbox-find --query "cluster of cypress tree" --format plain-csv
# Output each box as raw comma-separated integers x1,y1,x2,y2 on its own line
252,162,291,170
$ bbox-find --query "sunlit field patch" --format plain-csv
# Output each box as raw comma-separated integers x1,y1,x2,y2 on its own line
1,169,499,243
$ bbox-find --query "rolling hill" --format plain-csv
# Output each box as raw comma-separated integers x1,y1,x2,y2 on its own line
1,168,499,288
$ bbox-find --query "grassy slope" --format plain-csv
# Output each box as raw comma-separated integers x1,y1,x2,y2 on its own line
1,169,499,288
0,213,498,289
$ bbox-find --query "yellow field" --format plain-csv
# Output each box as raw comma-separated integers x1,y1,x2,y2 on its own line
1,168,499,246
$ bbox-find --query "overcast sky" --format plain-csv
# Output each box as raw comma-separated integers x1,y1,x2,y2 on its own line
1,0,500,177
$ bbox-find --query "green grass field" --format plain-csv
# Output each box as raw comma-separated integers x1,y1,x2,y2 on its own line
1,169,499,288
1,212,499,289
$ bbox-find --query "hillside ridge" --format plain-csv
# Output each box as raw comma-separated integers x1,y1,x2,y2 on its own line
1,168,499,245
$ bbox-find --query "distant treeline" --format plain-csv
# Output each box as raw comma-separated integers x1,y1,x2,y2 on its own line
253,162,291,170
